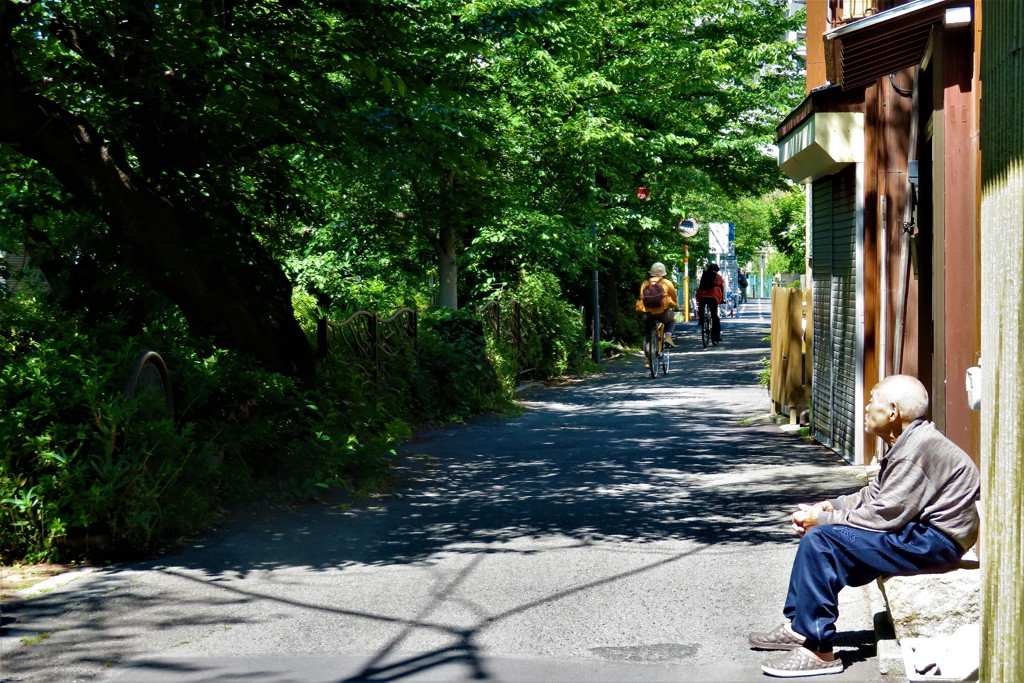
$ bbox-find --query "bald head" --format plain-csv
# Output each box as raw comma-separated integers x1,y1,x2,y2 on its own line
872,375,929,421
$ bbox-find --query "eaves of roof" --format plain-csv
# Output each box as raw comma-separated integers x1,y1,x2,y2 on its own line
824,0,972,89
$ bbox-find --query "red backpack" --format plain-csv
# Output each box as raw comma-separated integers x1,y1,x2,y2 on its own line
642,277,665,308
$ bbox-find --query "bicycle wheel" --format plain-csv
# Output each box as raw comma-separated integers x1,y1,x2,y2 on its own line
660,348,669,375
701,310,710,348
651,324,667,378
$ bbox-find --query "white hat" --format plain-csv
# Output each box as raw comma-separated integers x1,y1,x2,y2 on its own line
650,262,667,276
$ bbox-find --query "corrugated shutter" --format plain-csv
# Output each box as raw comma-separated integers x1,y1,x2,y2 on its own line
811,166,858,461
812,176,834,444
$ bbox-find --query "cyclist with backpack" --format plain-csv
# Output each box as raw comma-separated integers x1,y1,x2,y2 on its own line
695,263,725,343
637,262,678,348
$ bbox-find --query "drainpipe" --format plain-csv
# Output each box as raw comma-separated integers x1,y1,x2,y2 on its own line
892,68,919,374
880,193,888,380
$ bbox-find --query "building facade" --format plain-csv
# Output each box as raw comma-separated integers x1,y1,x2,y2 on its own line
777,0,980,464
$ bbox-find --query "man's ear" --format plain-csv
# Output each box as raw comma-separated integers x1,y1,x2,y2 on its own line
888,402,900,422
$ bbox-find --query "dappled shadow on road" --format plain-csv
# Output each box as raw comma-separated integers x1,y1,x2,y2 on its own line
132,319,854,575
106,315,849,577
2,543,725,681
17,314,851,583
1,302,873,682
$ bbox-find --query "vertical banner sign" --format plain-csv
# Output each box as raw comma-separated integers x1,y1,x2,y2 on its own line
709,222,737,292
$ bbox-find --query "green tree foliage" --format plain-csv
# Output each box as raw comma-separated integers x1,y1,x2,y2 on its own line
0,0,805,560
681,186,807,273
287,0,806,325
2,0,802,358
460,0,805,334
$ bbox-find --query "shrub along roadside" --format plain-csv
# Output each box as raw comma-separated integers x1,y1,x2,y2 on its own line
0,273,587,565
504,270,589,379
0,295,408,564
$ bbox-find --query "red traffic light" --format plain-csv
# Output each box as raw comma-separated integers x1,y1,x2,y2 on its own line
637,187,650,201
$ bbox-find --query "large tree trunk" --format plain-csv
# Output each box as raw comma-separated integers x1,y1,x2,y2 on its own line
437,221,458,310
0,8,315,384
420,169,459,310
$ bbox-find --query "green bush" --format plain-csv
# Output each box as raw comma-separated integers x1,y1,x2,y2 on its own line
0,296,219,561
1,273,588,563
500,270,587,379
414,308,501,421
0,296,402,563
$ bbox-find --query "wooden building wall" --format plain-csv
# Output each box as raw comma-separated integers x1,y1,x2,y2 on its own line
806,1,828,91
979,2,1024,675
934,22,981,460
864,68,915,461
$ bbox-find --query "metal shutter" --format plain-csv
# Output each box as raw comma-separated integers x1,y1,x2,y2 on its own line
811,177,834,444
811,166,858,462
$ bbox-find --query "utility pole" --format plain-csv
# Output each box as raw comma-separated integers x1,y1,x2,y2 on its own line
591,223,600,364
678,218,699,321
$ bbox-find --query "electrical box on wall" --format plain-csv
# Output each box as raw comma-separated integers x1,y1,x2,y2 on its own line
966,366,981,411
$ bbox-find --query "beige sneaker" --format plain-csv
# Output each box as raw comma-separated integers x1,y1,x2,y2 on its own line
760,647,843,677
748,623,806,651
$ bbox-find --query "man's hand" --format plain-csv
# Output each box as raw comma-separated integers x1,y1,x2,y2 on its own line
790,501,833,536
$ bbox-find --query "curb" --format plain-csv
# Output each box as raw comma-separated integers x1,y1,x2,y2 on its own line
869,574,905,678
13,567,95,600
513,380,545,395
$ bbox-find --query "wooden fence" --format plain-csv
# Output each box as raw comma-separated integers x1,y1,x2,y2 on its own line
769,287,812,423
475,299,526,371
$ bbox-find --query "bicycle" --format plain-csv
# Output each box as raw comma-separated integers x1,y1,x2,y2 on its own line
644,320,670,378
723,291,738,318
698,298,718,348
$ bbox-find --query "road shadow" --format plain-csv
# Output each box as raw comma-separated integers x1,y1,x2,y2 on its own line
2,300,874,682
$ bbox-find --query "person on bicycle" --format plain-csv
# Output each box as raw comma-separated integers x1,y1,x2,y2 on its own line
696,263,725,343
638,262,678,348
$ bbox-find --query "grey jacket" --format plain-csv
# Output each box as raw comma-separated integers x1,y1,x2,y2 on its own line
819,420,980,552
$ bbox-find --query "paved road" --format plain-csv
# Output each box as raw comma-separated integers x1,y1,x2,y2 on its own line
0,300,884,682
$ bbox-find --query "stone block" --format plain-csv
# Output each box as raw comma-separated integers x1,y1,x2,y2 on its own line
901,624,980,682
877,568,980,641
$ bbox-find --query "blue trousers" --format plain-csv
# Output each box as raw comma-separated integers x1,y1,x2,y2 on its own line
783,522,962,652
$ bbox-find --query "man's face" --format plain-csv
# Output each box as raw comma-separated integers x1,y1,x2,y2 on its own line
864,389,894,437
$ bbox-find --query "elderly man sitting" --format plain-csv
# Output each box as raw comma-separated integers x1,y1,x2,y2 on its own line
749,374,980,677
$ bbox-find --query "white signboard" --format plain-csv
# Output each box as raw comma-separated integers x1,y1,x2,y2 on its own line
709,222,732,255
